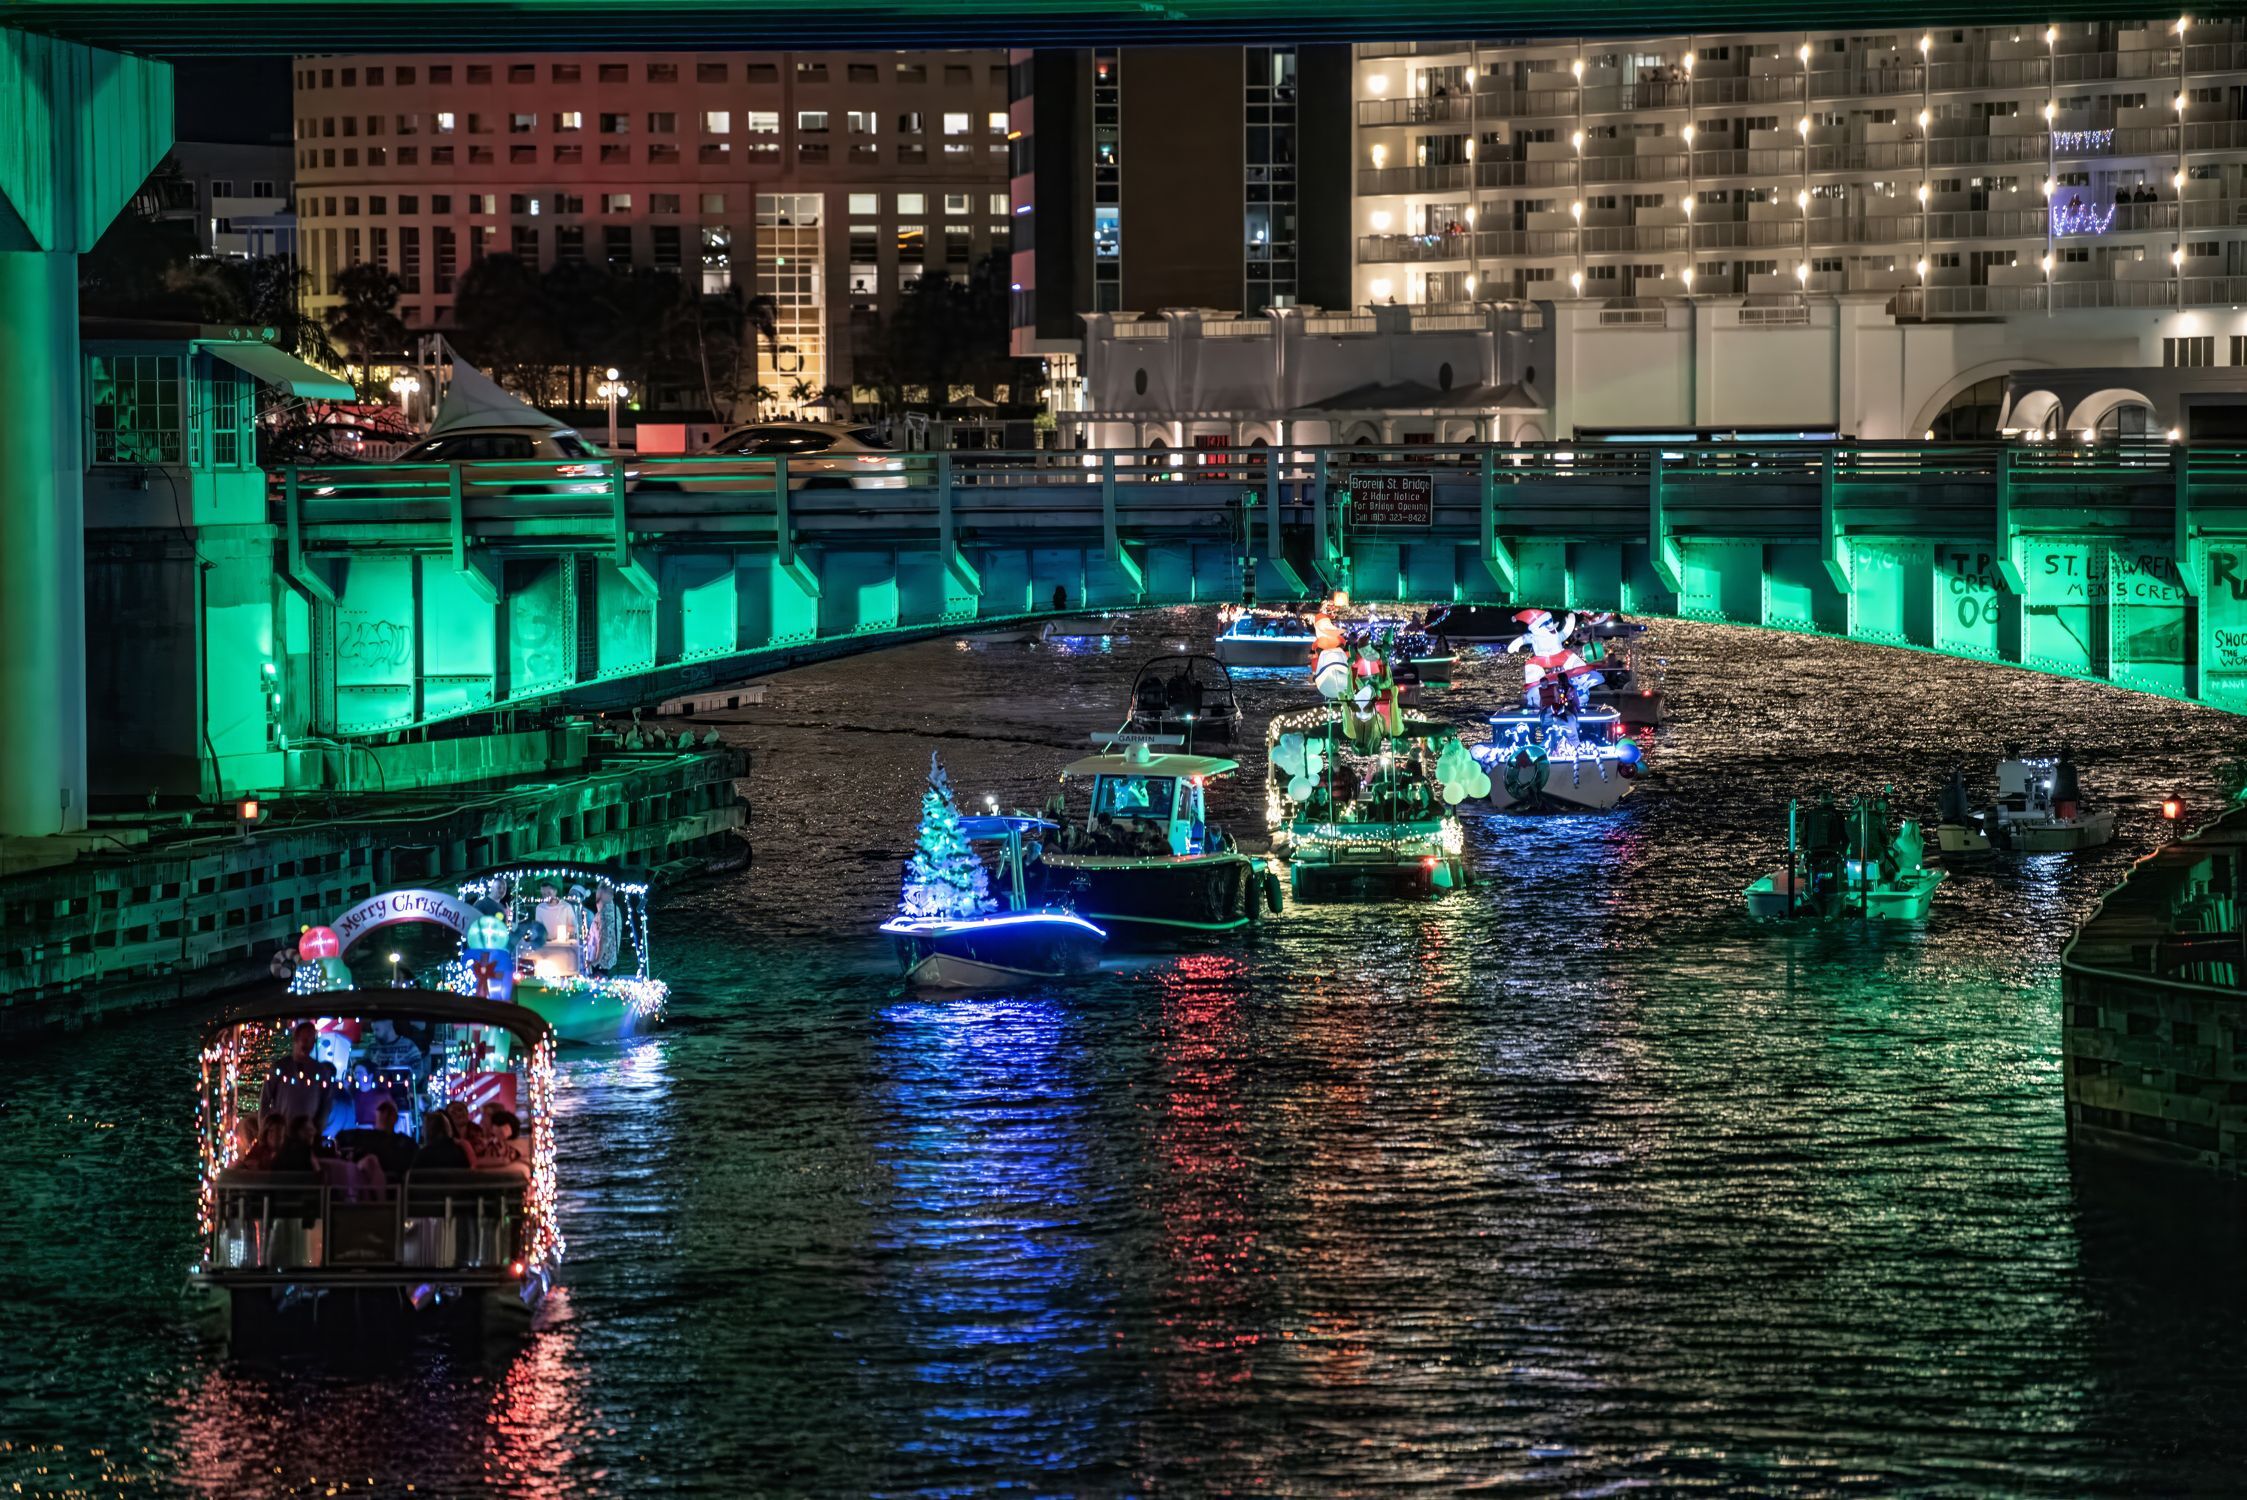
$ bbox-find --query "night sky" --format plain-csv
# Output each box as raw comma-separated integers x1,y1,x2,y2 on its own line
172,56,292,142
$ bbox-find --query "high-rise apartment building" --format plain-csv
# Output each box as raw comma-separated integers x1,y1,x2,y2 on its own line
1009,45,1355,368
1353,22,2247,314
292,51,1012,400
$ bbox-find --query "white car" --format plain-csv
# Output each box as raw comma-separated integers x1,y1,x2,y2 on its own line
310,424,617,497
641,422,914,490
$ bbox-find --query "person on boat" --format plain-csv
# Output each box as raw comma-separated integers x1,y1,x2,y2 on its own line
238,1113,286,1171
260,1021,339,1129
272,1116,319,1173
416,1111,474,1170
479,1106,527,1167
336,1098,420,1179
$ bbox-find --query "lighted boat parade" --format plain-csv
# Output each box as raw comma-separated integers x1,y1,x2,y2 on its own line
1474,609,1646,812
191,991,560,1344
1125,653,1243,746
1936,748,2116,858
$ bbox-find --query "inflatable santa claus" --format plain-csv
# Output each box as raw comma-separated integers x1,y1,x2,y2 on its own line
1504,609,1604,712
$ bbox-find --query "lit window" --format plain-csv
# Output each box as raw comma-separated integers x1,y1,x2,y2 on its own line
602,193,632,213
702,111,730,134
849,192,879,215
944,192,969,215
988,111,1008,134
89,355,182,465
943,112,971,136
898,192,926,215
555,111,582,132
700,193,727,213
435,112,456,134
989,193,1009,216
746,111,779,134
798,110,829,132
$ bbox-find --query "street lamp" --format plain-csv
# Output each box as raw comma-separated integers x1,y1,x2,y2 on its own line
388,372,420,424
597,367,628,450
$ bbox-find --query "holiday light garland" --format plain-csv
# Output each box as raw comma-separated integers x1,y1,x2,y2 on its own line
2051,128,2114,153
2051,200,2116,235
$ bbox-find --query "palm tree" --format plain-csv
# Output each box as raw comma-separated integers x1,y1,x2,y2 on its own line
786,376,818,413
746,383,779,419
325,264,408,398
817,383,854,420
742,292,781,391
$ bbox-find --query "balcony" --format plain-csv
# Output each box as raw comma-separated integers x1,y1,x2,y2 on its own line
1473,85,1577,118
1474,228,1577,256
1358,232,1472,263
1579,80,1691,114
1580,153,1689,185
1475,159,1580,189
1581,223,1690,254
1357,97,1473,127
1358,164,1472,195
1894,276,2247,316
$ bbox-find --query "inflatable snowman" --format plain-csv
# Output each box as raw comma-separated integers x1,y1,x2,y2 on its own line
1505,609,1603,713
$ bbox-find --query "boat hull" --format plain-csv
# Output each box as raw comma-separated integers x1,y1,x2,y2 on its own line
889,914,1105,989
2005,813,2116,852
1213,635,1314,670
1035,853,1271,939
1488,757,1636,811
512,981,662,1044
1744,867,1945,920
1288,851,1469,900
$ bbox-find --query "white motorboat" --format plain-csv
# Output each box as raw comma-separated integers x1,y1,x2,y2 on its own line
1936,749,2115,858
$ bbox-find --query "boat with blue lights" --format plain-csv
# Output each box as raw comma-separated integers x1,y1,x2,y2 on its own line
190,989,561,1345
1471,608,1645,810
1032,739,1280,939
884,799,1106,989
1214,606,1453,686
1744,791,1946,920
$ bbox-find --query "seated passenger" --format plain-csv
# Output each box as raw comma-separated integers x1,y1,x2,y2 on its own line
272,1115,318,1173
479,1106,527,1167
414,1110,474,1171
238,1112,287,1171
335,1098,418,1179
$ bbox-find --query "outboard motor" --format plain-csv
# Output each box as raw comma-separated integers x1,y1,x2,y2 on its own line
2052,749,2082,822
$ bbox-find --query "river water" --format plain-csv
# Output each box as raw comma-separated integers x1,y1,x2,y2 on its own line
6,610,2247,1497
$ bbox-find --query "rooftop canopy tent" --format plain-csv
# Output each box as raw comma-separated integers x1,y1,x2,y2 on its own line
197,339,355,400
427,356,569,435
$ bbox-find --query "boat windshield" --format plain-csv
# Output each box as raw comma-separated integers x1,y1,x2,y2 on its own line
1093,774,1176,823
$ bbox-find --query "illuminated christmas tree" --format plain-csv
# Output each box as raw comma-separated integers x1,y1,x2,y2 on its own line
899,752,994,921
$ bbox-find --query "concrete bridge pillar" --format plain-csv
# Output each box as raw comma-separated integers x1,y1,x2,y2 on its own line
0,33,172,836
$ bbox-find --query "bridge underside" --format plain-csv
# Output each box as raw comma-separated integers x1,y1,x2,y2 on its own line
10,0,2152,53
290,517,2238,740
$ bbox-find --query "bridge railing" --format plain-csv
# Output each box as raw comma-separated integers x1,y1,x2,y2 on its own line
280,439,2243,555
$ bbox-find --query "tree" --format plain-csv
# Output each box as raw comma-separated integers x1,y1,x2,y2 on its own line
856,254,1025,416
452,254,562,404
742,292,780,389
326,264,408,397
786,377,818,411
898,752,993,921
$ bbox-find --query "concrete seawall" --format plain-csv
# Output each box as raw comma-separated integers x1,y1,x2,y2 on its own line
0,744,748,1033
2064,803,2247,1171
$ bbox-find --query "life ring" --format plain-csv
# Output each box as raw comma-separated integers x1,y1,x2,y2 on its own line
1504,745,1551,803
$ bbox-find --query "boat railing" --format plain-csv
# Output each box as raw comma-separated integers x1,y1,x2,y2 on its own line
208,1167,528,1274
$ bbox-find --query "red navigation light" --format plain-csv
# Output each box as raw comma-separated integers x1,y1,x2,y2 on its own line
1421,856,1438,869
2163,795,2185,821
509,1259,527,1279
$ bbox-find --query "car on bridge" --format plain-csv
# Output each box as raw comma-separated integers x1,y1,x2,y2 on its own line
635,421,915,492
298,423,623,501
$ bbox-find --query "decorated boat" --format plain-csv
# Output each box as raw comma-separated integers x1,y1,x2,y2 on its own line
1126,653,1242,746
1032,738,1281,940
1265,628,1482,898
1745,791,1946,920
274,872,665,1045
189,990,560,1344
1471,608,1645,811
1936,748,2115,859
882,754,1105,988
1215,605,1453,685
1425,604,1648,646
450,865,669,1042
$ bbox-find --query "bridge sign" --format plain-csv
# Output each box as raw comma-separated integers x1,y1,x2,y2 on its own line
1346,472,1434,529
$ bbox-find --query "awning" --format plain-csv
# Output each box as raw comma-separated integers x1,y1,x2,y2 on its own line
199,340,355,400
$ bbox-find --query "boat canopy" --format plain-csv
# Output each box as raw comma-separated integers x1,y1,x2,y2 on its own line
205,987,555,1049
958,815,1059,840
1063,752,1239,780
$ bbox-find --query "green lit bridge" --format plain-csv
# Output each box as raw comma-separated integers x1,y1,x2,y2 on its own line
278,441,2247,736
